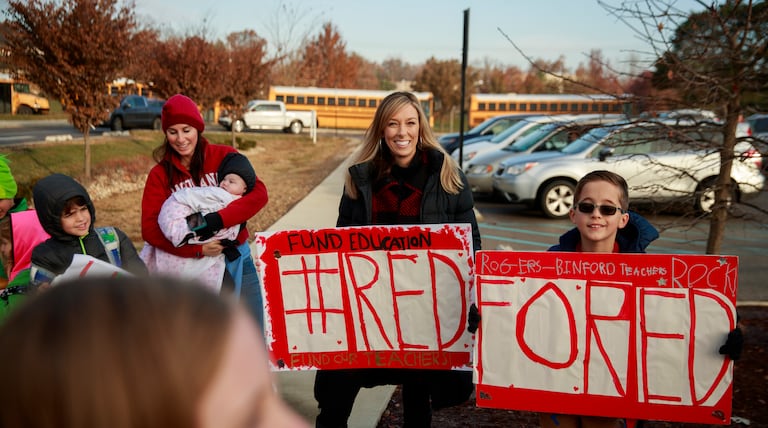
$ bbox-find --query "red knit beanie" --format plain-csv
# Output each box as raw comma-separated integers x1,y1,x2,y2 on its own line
162,94,205,133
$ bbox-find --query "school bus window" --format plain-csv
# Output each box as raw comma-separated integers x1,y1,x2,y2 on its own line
307,96,315,105
499,103,507,111
297,96,305,104
519,103,527,111
328,97,336,106
601,103,609,112
338,98,346,106
276,95,285,102
286,95,295,104
561,103,568,111
581,103,589,112
510,103,517,111
348,98,357,107
368,99,377,108
592,103,599,112
489,103,497,112
530,103,537,112
550,103,558,111
318,96,325,105
539,103,547,111
570,103,578,112
478,102,487,111
612,104,621,112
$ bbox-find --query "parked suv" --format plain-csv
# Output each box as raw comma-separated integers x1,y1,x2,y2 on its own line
492,119,766,218
105,95,165,131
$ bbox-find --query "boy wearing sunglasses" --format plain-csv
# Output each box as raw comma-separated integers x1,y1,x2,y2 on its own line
542,170,659,428
541,170,742,427
548,170,659,254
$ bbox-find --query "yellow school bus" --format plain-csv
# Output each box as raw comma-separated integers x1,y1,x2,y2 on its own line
0,73,50,115
268,86,434,130
469,93,630,127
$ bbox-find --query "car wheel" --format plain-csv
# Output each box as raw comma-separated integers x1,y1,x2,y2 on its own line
695,177,735,213
233,120,244,133
539,180,575,219
289,121,303,134
152,117,161,130
111,116,123,131
17,105,33,115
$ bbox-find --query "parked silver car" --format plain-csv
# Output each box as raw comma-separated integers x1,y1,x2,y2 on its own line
464,115,622,197
492,119,766,218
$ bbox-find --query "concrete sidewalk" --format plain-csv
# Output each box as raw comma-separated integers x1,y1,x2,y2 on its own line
262,152,395,428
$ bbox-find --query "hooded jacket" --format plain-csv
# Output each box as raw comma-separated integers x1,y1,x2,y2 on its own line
30,174,147,283
338,148,481,252
548,210,659,253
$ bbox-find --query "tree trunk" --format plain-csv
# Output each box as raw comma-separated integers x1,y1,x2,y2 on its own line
83,128,91,181
705,98,740,254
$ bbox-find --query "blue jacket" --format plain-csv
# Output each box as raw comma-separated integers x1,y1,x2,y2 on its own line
548,210,659,253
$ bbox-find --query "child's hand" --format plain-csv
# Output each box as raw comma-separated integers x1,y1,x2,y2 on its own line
200,241,223,257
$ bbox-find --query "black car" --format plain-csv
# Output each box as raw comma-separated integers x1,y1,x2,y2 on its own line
104,95,165,131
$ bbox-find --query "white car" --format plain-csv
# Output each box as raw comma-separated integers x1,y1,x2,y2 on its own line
464,114,623,197
492,119,766,218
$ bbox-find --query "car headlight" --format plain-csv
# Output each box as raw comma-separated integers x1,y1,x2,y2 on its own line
467,164,492,175
463,151,478,162
504,162,538,176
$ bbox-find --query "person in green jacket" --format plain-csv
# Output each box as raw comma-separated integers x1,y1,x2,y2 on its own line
0,154,29,289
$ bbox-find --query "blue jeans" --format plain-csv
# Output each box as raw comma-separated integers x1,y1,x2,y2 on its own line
225,243,264,330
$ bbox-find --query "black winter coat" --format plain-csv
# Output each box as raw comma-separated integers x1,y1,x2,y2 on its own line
30,174,147,281
337,149,482,252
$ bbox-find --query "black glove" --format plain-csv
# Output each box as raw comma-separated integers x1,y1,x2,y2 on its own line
467,303,481,334
719,326,744,361
221,239,241,261
186,212,224,241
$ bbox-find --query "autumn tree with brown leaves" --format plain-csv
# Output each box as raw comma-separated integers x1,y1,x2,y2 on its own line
412,57,465,122
296,22,360,88
218,30,275,144
3,0,138,179
148,33,226,112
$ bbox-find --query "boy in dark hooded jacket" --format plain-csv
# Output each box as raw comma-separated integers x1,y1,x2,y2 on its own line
30,174,147,286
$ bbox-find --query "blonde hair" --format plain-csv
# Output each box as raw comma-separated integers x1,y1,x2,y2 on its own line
0,276,236,428
344,91,463,198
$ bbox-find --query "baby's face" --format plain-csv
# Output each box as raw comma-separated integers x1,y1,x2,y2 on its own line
220,173,247,196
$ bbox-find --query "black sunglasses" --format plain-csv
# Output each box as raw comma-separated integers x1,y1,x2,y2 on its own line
576,202,625,216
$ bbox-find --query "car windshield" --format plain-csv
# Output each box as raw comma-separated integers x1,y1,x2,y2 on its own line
561,126,614,154
501,123,560,152
487,119,535,144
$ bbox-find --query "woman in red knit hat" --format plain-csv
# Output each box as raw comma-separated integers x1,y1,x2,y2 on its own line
140,94,269,327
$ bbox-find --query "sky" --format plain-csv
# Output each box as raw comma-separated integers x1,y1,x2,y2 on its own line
131,0,706,72
1,0,704,72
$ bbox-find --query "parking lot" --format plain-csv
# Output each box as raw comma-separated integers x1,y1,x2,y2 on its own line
474,192,768,303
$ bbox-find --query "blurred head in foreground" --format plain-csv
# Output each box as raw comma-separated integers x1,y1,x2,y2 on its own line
0,275,309,428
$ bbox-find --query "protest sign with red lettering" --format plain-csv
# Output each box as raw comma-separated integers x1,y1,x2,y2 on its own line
473,250,738,425
253,224,475,371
